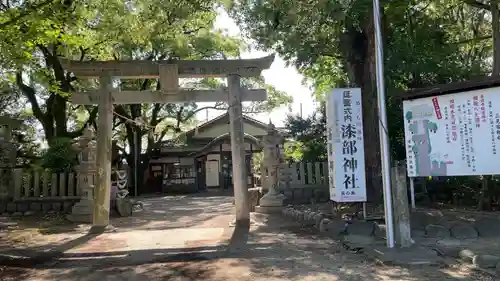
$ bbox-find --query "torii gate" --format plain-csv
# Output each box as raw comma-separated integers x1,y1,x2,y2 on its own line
61,55,275,232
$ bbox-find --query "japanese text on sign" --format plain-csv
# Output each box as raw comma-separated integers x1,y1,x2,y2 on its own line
403,86,500,177
326,88,367,202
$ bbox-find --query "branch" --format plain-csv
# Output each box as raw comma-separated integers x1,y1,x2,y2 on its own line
150,104,163,127
464,0,491,10
65,106,98,139
450,35,492,45
15,72,46,122
79,46,86,61
0,0,56,29
183,27,203,35
178,102,227,124
0,2,8,11
113,118,124,130
154,128,170,147
114,104,133,123
37,44,71,92
115,144,127,155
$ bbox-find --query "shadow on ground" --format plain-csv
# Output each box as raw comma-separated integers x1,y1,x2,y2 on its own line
8,215,493,281
0,193,495,281
0,193,235,253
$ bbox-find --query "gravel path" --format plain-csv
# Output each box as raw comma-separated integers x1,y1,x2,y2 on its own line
3,223,494,280
0,194,496,281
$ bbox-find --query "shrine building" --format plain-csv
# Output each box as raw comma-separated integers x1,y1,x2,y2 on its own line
146,113,284,193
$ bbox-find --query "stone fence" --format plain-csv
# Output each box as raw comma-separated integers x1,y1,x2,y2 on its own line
0,168,128,216
260,161,330,204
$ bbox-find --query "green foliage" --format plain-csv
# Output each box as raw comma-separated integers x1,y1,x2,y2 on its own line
283,141,306,162
229,0,492,162
241,76,293,112
0,1,293,197
252,151,263,173
41,137,77,170
229,0,499,206
283,104,327,162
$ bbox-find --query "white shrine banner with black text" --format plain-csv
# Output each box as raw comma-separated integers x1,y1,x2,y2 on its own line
326,88,367,202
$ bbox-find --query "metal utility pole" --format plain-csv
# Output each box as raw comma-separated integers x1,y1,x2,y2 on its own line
373,0,395,248
134,128,139,197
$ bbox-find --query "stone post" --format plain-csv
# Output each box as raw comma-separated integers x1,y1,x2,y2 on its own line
256,122,286,213
391,161,413,247
68,128,97,223
228,74,250,227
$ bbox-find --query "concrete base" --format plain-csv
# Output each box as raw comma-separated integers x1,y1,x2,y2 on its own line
67,199,93,223
254,205,284,214
259,193,285,207
366,245,444,266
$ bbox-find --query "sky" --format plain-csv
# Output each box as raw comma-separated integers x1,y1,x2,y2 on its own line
194,9,318,127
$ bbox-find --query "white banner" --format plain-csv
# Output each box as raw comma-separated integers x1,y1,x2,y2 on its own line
403,86,500,177
326,88,367,202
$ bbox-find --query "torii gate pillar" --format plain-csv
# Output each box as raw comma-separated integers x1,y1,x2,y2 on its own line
91,75,113,232
227,74,250,226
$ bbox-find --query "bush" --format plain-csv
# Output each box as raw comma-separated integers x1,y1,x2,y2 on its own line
41,137,78,171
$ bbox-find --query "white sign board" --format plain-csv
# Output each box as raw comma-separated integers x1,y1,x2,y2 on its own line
403,86,500,177
326,88,367,202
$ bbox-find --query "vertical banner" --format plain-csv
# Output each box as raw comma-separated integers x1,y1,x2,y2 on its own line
326,88,367,202
326,91,337,201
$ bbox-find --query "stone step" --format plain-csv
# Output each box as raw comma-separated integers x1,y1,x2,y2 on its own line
67,213,92,223
70,203,93,215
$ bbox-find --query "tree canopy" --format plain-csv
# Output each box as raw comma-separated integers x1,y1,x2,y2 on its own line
0,1,292,173
229,0,494,201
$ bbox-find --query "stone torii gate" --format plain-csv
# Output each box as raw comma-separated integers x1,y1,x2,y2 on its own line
61,55,274,232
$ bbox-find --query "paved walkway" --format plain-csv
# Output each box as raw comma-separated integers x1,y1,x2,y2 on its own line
0,194,495,281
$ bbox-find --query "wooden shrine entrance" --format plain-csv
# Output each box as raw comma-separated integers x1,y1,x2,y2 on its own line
61,55,274,231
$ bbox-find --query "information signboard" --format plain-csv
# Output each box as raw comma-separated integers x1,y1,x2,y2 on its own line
403,86,500,177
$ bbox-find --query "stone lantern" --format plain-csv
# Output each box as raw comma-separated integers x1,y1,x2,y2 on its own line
68,127,97,222
0,116,22,199
256,122,286,213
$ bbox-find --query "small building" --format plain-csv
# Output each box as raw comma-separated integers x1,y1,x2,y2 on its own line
147,113,282,193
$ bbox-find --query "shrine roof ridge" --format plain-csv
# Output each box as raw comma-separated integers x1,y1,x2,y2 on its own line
396,75,500,101
59,55,275,78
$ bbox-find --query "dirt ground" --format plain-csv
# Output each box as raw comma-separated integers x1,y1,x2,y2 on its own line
0,194,496,281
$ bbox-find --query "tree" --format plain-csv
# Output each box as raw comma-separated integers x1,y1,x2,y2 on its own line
283,103,327,162
1,1,292,179
229,0,492,202
73,1,291,193
0,1,223,143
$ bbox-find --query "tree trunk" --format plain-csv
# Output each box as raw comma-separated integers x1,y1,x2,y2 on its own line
125,125,140,196
492,0,500,75
478,0,500,210
341,10,383,203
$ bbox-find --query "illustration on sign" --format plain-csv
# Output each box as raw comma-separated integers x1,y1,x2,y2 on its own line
403,86,500,177
405,103,448,177
326,88,367,202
